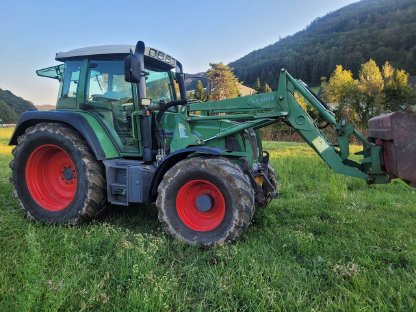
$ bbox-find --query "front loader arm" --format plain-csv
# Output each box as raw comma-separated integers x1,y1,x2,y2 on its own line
185,69,390,184
275,69,389,184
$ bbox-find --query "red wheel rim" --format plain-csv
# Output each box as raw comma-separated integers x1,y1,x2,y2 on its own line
176,179,226,232
25,144,77,211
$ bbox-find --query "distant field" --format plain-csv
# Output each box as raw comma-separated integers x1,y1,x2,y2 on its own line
0,128,415,311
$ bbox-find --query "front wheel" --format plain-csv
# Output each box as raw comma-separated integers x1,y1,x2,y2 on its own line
10,122,107,224
263,163,278,206
156,157,255,246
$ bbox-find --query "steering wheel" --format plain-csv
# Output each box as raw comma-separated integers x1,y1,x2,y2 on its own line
90,94,113,101
80,103,113,113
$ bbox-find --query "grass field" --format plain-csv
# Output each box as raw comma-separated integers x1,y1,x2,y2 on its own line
0,127,415,311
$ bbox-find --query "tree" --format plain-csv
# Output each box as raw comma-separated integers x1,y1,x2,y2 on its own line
262,83,272,93
382,62,415,112
357,59,384,123
207,63,240,101
322,60,415,130
382,61,394,81
293,92,309,111
321,65,359,124
193,80,207,102
254,78,261,92
0,100,17,123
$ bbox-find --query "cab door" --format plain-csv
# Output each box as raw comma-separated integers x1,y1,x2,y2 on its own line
84,58,141,156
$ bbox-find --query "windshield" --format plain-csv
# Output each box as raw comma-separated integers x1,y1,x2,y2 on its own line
145,68,178,104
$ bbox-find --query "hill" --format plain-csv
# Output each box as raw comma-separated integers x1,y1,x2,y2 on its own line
237,83,256,96
184,73,208,91
229,0,416,89
185,74,255,97
0,89,35,122
35,104,55,111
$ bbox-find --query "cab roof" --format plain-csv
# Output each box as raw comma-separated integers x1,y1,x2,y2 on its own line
55,44,177,68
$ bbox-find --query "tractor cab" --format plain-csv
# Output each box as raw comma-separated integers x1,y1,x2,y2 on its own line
36,44,186,155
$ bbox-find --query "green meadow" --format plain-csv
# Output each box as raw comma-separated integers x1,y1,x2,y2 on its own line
0,128,415,311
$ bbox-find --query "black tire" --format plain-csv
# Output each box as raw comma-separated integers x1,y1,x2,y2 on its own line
156,157,255,246
262,163,278,206
9,122,107,224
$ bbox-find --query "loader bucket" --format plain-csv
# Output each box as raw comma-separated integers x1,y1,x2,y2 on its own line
368,112,416,187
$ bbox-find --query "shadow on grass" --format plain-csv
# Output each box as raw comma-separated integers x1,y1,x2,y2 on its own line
97,203,161,234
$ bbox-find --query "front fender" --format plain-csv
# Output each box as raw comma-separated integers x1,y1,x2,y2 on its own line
149,146,228,201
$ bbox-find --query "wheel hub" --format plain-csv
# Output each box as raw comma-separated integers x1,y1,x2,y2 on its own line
195,194,214,212
25,144,77,211
63,166,75,182
176,179,226,232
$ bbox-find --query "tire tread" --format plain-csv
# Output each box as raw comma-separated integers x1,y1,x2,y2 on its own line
9,122,107,224
156,156,255,246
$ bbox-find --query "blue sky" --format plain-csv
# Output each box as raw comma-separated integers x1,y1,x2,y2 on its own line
0,0,356,105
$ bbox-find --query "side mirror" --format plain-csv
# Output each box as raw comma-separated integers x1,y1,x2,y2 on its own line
124,52,141,83
124,41,146,83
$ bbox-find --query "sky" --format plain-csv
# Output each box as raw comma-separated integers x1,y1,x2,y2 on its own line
0,0,357,106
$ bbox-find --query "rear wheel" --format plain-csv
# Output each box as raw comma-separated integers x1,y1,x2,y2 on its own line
156,157,255,246
10,122,107,224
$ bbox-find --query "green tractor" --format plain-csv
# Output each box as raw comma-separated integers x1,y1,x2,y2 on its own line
9,41,416,246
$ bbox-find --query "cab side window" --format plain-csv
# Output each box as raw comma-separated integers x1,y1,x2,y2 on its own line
58,61,82,109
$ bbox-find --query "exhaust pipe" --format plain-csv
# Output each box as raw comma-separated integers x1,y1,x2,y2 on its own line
368,112,416,187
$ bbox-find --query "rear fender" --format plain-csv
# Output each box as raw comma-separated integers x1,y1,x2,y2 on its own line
9,110,120,160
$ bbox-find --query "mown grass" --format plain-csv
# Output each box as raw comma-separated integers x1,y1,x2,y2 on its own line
0,128,415,311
